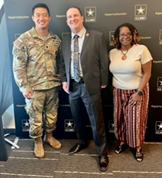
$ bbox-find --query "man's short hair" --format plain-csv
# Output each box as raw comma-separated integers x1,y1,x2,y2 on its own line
66,6,83,16
32,3,50,16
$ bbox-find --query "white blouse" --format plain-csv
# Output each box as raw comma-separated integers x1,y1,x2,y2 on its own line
109,44,153,90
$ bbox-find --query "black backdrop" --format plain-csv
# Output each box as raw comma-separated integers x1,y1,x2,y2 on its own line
3,0,162,141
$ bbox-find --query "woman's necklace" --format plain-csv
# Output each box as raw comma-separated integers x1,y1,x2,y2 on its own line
120,47,130,60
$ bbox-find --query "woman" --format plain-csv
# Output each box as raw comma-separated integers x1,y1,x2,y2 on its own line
109,23,153,162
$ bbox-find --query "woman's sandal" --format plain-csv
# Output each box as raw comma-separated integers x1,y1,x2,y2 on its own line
135,148,143,162
114,144,128,154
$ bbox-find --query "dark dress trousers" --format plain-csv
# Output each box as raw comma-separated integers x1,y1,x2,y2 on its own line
61,30,108,156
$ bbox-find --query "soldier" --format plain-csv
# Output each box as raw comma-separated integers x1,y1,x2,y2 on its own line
12,3,61,158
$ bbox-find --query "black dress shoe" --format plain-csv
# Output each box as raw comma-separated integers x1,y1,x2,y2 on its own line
69,143,87,155
114,144,128,154
98,154,109,172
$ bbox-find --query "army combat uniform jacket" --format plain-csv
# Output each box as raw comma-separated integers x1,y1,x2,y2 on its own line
13,27,61,93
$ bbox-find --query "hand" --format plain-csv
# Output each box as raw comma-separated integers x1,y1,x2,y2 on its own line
23,90,33,99
129,92,141,106
62,82,69,94
101,85,107,89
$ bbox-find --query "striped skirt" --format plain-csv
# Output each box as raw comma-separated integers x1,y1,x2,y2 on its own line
113,84,149,148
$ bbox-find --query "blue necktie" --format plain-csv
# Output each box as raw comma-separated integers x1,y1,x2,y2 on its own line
73,35,80,82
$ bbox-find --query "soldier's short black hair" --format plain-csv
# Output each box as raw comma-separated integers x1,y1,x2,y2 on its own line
32,3,50,16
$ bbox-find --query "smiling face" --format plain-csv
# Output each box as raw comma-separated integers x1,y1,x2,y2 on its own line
119,26,132,49
32,7,51,34
66,7,84,34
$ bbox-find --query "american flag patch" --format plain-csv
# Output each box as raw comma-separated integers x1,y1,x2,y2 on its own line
14,40,21,47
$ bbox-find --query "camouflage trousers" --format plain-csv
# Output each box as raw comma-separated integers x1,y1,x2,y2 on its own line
25,87,59,139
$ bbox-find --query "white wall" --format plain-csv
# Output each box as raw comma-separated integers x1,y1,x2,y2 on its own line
2,105,15,129
1,0,15,129
0,0,3,9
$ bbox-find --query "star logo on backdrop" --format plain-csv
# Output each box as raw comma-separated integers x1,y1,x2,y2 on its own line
66,120,74,128
109,31,115,46
22,120,30,127
111,123,114,128
134,4,147,21
159,29,162,45
156,121,162,135
137,6,145,14
157,77,162,91
84,7,96,22
64,120,75,132
15,33,21,40
159,81,162,86
24,121,30,127
157,123,162,130
22,119,30,132
109,120,114,133
86,8,95,16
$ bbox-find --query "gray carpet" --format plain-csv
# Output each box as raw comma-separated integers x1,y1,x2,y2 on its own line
0,135,162,178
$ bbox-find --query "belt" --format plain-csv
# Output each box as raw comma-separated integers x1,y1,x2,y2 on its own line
71,78,84,84
79,78,84,84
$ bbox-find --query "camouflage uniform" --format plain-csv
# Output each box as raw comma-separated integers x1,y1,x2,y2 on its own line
13,27,61,138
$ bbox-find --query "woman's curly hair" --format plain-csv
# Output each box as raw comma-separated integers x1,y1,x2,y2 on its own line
113,23,140,49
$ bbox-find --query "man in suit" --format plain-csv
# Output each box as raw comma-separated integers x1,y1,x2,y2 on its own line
61,6,109,171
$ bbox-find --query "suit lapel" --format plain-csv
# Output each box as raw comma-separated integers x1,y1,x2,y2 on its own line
81,30,90,55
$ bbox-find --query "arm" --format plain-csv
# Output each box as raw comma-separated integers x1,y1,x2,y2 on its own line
99,33,108,88
137,61,152,92
130,60,152,104
59,39,68,93
12,39,33,99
